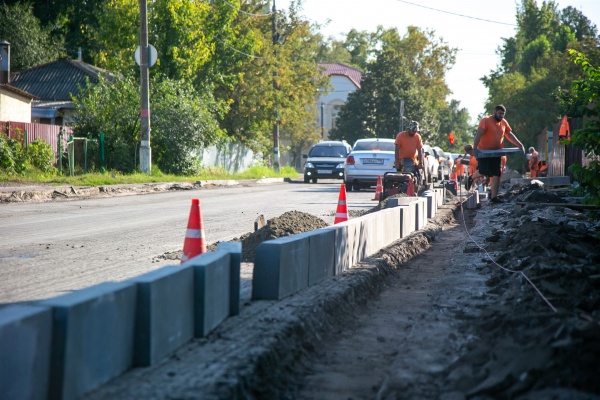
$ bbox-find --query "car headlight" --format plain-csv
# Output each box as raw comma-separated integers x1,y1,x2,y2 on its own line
336,162,345,169
305,162,314,169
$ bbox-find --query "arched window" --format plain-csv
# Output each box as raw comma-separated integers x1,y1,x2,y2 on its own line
331,105,341,130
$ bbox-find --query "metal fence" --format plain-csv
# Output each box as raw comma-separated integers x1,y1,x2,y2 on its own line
0,121,72,163
538,117,590,180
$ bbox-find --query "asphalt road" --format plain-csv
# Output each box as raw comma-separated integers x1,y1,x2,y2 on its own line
0,180,375,305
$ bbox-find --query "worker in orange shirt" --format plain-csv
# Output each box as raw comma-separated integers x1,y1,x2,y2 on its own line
394,120,424,183
473,105,525,203
463,144,480,190
528,147,540,178
454,155,465,183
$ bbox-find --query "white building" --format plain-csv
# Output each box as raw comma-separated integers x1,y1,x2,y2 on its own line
316,63,362,140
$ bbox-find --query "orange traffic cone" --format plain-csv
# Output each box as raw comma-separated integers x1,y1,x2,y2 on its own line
181,198,206,263
372,175,383,201
334,184,349,224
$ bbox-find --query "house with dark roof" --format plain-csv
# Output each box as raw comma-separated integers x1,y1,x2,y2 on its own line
11,58,117,125
316,63,362,140
1,41,117,126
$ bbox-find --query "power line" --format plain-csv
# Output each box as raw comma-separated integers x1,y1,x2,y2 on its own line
395,0,517,27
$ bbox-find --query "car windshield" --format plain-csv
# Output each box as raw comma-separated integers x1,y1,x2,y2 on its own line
353,141,395,152
309,145,348,158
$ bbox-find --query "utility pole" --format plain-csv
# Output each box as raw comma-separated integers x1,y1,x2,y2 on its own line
320,101,325,138
139,0,151,173
398,99,405,136
272,0,281,172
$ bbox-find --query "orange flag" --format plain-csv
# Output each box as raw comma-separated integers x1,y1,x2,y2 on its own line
558,115,570,139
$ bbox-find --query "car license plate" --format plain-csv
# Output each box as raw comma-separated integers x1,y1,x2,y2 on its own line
317,169,332,174
362,158,384,165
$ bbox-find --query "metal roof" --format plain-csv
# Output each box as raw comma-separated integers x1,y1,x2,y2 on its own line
10,58,117,101
318,63,363,89
0,83,36,99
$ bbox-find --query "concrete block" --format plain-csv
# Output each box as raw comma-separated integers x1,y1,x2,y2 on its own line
422,191,436,219
252,234,309,300
319,218,366,275
128,265,194,367
435,187,445,206
319,224,349,275
413,197,427,230
342,218,368,268
187,251,231,337
306,229,335,286
41,282,137,400
385,197,417,237
466,192,480,209
0,305,52,400
378,207,401,247
216,241,242,316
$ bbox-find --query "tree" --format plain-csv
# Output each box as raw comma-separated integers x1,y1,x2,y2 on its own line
437,100,473,151
482,0,600,152
329,26,456,144
2,0,105,62
560,50,600,205
0,3,64,71
71,76,223,174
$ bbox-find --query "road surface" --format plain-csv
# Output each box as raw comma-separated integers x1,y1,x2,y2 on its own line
0,180,374,305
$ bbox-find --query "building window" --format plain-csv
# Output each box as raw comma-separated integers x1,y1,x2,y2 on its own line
331,105,341,130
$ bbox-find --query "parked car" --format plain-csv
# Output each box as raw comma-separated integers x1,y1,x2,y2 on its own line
344,138,396,191
433,146,451,180
303,140,352,183
422,144,440,183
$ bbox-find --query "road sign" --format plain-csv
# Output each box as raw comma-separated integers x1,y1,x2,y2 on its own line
134,45,157,67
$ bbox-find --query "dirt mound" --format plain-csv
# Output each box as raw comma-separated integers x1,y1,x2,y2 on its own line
235,211,329,262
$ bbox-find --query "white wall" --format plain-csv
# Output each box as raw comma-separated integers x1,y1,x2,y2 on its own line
0,90,32,123
198,142,259,173
319,75,359,141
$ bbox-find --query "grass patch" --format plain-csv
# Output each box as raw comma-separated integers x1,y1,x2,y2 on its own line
0,165,300,186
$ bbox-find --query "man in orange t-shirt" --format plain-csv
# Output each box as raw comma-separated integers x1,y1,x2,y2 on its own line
473,105,525,203
528,147,540,178
394,120,424,174
454,155,465,183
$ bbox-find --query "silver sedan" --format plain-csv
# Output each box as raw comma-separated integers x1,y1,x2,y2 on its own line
344,138,396,191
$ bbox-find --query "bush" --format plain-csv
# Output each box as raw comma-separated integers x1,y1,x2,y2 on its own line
564,50,600,205
26,138,55,173
0,133,56,175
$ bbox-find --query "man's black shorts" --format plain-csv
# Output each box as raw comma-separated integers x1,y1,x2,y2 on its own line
477,156,502,177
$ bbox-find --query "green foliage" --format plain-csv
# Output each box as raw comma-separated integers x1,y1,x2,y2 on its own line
0,134,17,174
437,100,474,151
150,78,224,175
70,75,224,175
0,3,65,70
0,133,55,175
26,139,55,173
71,76,139,172
330,26,456,144
482,0,600,152
563,51,600,205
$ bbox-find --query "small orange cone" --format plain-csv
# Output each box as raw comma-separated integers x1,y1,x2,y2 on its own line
372,175,383,201
334,184,349,224
181,198,206,263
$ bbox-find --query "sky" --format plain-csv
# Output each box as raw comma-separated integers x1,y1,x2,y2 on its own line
277,0,600,123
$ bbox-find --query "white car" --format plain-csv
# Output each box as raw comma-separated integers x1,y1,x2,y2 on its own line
422,144,440,183
433,146,451,180
344,138,396,191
